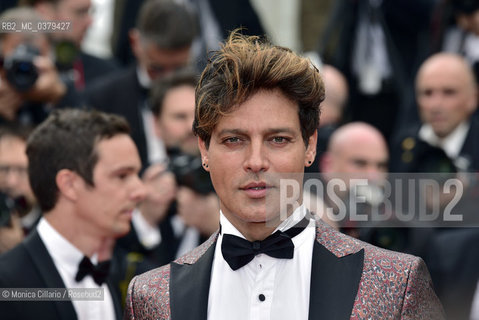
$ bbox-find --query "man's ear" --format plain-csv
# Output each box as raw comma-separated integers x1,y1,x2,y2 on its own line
305,130,317,167
55,169,80,201
198,137,209,172
129,29,141,60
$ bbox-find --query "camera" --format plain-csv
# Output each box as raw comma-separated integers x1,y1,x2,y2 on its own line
3,44,39,92
0,192,27,227
168,151,214,195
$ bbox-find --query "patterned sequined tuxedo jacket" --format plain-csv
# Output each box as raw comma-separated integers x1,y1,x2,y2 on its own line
124,220,445,319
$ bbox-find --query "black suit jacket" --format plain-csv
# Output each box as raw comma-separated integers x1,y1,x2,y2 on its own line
125,220,445,319
80,52,119,88
389,118,479,173
427,229,479,320
0,230,122,320
86,66,149,168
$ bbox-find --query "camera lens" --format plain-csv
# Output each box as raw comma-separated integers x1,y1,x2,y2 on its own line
4,44,39,92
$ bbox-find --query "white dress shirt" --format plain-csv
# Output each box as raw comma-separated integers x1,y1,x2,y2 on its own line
418,121,469,160
208,205,315,320
137,67,168,165
37,218,116,320
131,209,162,249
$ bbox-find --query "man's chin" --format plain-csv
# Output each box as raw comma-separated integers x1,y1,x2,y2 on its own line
112,224,131,238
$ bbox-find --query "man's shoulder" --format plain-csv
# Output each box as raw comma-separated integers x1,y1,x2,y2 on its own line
86,67,137,108
131,230,219,287
0,241,28,265
315,219,420,269
89,68,135,92
0,241,37,285
315,220,443,318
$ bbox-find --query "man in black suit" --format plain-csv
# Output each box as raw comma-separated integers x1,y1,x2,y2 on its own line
390,53,479,173
124,30,444,320
87,0,196,168
0,109,146,320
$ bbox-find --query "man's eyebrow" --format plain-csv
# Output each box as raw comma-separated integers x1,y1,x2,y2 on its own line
216,129,245,136
216,128,297,136
110,165,140,174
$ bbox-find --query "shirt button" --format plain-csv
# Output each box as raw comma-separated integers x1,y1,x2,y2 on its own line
258,294,266,302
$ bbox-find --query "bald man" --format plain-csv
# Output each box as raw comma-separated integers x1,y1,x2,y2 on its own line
309,122,433,256
319,65,349,128
390,53,479,172
305,122,388,233
321,122,388,179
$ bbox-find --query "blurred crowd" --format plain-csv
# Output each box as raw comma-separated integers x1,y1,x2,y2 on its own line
0,0,477,319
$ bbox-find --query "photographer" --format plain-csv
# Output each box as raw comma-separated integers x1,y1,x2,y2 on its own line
150,69,219,251
0,193,24,254
0,124,40,253
0,7,83,125
21,0,119,90
0,124,40,233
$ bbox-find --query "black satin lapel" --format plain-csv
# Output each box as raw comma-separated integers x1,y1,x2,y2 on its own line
24,230,77,320
106,279,123,320
309,241,364,320
170,244,216,320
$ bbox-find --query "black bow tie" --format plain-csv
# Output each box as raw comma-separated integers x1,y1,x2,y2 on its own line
75,257,111,286
221,217,310,271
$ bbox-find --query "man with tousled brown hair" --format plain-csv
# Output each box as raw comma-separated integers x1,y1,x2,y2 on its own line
124,31,444,320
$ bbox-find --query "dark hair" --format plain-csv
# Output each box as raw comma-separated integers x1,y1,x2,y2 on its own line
451,0,479,14
193,31,325,147
26,109,130,212
0,123,33,142
18,0,61,6
150,68,198,117
136,0,197,50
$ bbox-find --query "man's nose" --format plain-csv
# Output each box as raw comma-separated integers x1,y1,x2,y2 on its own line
243,140,269,173
130,176,147,203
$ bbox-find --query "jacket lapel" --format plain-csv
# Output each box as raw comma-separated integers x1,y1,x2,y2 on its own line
106,279,123,320
170,243,216,320
24,230,77,320
308,239,364,320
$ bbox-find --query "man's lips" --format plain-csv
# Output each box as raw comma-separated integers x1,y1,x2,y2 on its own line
121,208,135,218
240,182,272,199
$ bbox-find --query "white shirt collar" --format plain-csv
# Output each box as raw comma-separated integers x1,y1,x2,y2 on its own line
21,206,41,229
37,218,90,279
131,209,162,249
418,121,470,159
136,65,152,89
219,205,308,240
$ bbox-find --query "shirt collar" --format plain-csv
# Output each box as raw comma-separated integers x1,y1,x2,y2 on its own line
418,121,470,159
131,208,162,249
21,206,41,229
37,218,96,278
219,205,308,240
136,65,152,89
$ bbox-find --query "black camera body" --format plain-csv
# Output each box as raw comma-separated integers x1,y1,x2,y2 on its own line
4,44,39,92
0,192,27,227
168,151,214,195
